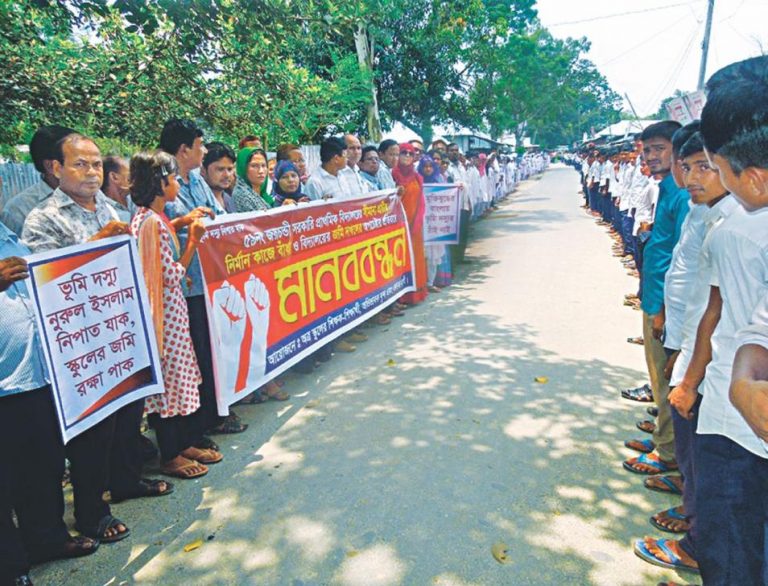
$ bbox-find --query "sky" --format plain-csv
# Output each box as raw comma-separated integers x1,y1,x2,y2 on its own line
535,0,768,117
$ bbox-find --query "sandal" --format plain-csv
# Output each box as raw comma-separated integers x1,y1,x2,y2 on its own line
264,389,290,401
633,538,699,573
192,435,219,451
30,535,100,563
181,446,223,464
208,413,248,435
374,314,392,325
621,383,653,402
111,478,175,502
76,514,130,544
650,506,689,534
626,336,644,345
647,406,659,417
636,419,656,434
623,453,678,475
162,455,209,479
644,474,683,495
237,391,268,405
61,535,100,558
624,438,655,454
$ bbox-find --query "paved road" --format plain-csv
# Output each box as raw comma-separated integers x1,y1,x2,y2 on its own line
35,165,685,585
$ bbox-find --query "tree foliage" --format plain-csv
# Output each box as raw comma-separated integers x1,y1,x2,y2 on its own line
0,0,621,152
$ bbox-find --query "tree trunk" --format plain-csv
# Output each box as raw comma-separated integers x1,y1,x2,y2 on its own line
354,24,382,143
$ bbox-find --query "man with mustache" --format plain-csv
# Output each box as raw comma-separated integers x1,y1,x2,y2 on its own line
623,121,690,478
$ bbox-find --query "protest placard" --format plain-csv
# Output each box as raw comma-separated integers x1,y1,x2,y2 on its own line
26,235,163,443
423,183,461,244
197,190,416,414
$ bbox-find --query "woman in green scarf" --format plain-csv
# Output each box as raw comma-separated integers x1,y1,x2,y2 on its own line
232,147,273,212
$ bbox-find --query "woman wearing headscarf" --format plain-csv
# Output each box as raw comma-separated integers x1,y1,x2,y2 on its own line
232,147,273,212
393,142,428,304
272,161,309,207
418,155,452,291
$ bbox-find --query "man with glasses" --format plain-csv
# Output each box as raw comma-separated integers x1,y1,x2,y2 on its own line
358,146,382,190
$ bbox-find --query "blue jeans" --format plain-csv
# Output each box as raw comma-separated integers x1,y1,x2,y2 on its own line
671,392,701,559
588,185,599,211
695,432,768,585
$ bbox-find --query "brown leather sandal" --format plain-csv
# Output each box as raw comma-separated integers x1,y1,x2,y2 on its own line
181,447,223,464
162,455,209,479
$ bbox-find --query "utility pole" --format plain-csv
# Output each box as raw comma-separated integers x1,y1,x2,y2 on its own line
697,0,715,90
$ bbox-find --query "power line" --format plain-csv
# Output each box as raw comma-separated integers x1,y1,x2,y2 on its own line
599,13,690,67
548,1,698,27
643,20,701,113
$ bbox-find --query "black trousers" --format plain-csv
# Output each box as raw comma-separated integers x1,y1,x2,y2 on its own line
148,413,193,462
0,387,68,583
185,295,223,436
65,399,144,528
452,209,471,265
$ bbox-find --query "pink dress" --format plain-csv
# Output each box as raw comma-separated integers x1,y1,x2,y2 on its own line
130,207,201,417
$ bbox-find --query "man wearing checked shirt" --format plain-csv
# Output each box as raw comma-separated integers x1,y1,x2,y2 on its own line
0,222,99,586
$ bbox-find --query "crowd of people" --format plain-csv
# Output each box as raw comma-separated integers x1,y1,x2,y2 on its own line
0,116,546,584
571,55,768,586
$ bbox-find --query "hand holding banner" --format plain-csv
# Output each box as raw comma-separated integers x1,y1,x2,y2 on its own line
25,235,163,443
197,191,416,414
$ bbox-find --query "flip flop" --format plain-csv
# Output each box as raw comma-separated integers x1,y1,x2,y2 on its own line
650,507,689,534
633,538,699,574
636,419,656,434
624,438,655,454
77,515,130,544
644,474,683,495
110,478,175,503
621,384,653,402
623,453,678,475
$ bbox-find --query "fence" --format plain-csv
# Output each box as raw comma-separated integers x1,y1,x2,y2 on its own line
0,162,38,211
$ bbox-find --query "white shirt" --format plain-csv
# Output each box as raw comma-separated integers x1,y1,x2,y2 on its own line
696,204,768,457
663,202,712,350
671,195,739,386
588,161,601,184
632,179,659,235
448,162,471,211
305,166,361,201
339,166,371,198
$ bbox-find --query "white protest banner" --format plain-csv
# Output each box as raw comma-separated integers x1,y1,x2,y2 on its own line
423,183,461,244
26,235,163,443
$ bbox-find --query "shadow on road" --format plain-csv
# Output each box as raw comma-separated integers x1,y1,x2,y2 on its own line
35,175,677,586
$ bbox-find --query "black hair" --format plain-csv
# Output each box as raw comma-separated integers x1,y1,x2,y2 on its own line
320,137,347,164
378,139,398,154
671,121,701,156
129,151,179,207
705,55,768,96
159,118,203,156
641,120,682,143
53,134,98,165
30,125,76,173
701,76,768,173
678,131,705,160
276,143,300,162
102,155,127,192
361,145,378,161
203,141,235,168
